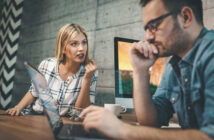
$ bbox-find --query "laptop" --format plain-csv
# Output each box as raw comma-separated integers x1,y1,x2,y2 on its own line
24,62,110,140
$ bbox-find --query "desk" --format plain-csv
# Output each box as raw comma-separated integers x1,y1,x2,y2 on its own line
0,110,55,140
0,110,137,140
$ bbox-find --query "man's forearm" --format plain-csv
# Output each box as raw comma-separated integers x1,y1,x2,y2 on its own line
133,70,157,126
121,123,211,140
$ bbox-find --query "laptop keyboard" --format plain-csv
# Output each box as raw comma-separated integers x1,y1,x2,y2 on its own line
58,124,109,140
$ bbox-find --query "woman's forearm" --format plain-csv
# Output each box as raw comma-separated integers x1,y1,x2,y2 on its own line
75,61,97,108
16,91,36,110
75,78,91,108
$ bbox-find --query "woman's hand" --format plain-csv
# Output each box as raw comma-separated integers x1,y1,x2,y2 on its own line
84,60,97,80
6,106,22,116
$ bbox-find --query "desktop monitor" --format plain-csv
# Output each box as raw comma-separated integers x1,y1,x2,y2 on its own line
114,37,168,109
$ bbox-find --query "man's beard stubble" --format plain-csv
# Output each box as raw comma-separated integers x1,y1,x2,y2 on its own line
156,19,190,58
165,21,190,57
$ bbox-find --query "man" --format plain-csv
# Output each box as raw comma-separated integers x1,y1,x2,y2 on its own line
80,0,214,139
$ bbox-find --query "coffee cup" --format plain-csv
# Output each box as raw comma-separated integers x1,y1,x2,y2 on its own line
104,104,127,116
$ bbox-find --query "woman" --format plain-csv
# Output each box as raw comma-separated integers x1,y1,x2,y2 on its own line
6,23,98,116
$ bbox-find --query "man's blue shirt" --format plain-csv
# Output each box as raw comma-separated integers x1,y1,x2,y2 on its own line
153,28,214,138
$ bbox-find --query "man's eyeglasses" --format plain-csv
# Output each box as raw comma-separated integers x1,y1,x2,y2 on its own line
144,11,179,33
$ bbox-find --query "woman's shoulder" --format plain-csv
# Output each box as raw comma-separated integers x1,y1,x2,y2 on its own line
40,57,57,64
38,57,58,70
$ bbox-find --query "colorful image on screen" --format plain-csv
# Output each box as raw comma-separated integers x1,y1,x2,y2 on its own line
118,41,169,96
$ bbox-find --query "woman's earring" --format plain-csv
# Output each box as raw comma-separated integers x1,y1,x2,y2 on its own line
63,54,66,62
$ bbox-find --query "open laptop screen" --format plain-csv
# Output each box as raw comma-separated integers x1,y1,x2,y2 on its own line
24,62,109,139
24,62,63,133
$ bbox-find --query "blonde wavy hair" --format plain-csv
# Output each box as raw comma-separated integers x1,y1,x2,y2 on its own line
55,23,89,64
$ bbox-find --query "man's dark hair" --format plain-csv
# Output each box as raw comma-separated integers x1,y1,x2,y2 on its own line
140,0,203,25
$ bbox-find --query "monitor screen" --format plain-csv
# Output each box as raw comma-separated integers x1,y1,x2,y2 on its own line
114,37,168,108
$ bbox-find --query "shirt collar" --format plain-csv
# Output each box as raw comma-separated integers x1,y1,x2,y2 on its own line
56,61,85,80
182,28,208,64
170,28,208,66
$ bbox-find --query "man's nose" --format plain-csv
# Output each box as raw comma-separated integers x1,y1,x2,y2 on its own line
145,30,155,43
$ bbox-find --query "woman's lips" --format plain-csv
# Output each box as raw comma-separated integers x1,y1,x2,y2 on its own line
76,53,85,59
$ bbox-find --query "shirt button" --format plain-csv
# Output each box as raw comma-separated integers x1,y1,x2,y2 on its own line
187,106,191,110
184,78,189,82
172,97,175,103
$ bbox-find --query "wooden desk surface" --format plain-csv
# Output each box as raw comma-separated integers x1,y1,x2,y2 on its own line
0,110,137,140
0,110,55,140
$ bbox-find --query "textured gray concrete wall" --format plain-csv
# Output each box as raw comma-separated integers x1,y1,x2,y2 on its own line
9,0,214,107
203,0,214,29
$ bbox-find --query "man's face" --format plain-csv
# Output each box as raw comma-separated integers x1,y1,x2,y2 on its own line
143,0,187,57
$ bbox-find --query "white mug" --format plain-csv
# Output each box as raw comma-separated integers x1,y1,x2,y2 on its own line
104,104,127,116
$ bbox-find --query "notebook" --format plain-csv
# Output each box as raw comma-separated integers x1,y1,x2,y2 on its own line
24,62,109,140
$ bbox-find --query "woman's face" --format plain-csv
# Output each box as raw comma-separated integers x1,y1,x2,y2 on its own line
63,32,88,64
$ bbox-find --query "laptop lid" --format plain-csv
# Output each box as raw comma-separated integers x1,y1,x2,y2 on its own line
24,62,63,134
24,62,110,140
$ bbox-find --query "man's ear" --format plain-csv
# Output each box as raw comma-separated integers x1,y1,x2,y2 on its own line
180,7,193,28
